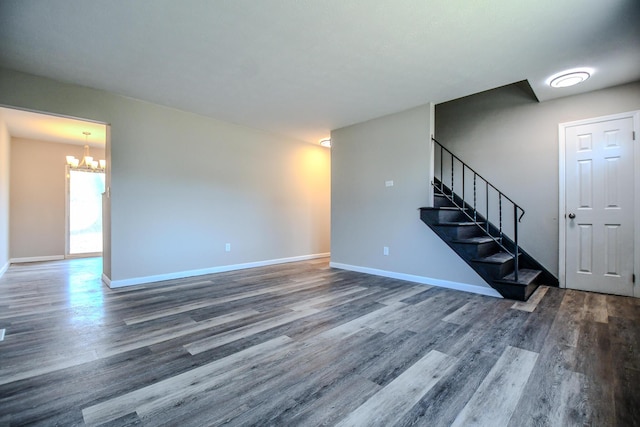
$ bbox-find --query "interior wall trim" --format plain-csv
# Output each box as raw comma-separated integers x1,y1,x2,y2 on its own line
101,273,111,287
105,252,331,288
0,261,9,278
329,262,503,298
9,255,65,264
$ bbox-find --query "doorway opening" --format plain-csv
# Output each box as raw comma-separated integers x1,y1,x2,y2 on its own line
0,105,110,275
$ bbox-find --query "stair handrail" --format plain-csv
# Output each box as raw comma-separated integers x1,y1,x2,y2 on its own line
432,137,525,282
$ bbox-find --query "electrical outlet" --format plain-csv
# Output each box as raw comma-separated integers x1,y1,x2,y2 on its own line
385,180,394,187
225,243,231,252
383,246,389,256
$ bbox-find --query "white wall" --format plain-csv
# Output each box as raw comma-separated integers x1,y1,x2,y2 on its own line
9,137,105,260
436,81,640,277
0,113,9,276
0,68,330,285
331,104,497,295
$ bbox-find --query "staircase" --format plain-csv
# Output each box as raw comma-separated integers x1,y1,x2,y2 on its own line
420,139,558,301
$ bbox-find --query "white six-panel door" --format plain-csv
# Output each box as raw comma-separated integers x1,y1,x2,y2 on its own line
563,115,636,296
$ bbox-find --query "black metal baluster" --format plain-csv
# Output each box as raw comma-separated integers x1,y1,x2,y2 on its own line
440,145,443,192
473,174,477,221
451,155,454,200
499,193,503,241
462,164,465,208
514,205,519,283
486,182,489,233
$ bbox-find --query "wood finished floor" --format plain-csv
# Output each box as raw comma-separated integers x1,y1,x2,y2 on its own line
0,258,639,426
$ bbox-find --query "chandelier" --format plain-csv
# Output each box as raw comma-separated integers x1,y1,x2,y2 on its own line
66,131,106,171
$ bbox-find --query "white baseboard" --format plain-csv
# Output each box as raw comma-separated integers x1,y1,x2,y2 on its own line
329,262,503,298
9,255,65,264
0,261,9,278
101,273,111,287
107,252,331,289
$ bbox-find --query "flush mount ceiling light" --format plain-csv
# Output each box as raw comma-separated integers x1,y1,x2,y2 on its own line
320,138,331,148
547,68,592,88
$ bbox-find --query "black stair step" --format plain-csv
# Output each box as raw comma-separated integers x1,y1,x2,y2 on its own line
450,235,499,258
420,207,470,225
429,221,485,239
420,206,466,211
452,236,495,244
496,269,542,286
473,251,519,264
434,194,456,208
435,221,477,227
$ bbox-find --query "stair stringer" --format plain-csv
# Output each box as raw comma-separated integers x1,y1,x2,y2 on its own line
432,179,558,288
420,191,550,300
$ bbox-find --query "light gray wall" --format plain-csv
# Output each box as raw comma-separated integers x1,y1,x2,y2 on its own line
331,104,492,290
9,137,105,259
0,68,330,283
0,114,9,273
436,81,640,277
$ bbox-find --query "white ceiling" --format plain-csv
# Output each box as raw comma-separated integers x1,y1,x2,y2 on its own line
0,0,638,144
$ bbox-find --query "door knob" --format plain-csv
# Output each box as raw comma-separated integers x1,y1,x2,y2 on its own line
568,213,576,219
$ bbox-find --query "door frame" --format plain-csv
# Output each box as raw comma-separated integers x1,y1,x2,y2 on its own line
65,166,106,259
558,110,640,296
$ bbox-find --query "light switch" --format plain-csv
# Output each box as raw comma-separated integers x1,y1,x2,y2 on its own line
385,180,394,187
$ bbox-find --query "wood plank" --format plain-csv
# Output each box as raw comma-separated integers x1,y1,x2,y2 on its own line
395,347,499,427
508,287,589,426
608,315,640,426
335,350,458,427
82,335,294,425
508,286,564,353
574,320,616,425
183,307,319,355
583,292,609,323
442,301,476,325
451,345,539,427
511,285,549,312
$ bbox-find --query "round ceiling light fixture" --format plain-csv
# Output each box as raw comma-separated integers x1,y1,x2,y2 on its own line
547,68,592,88
320,138,331,148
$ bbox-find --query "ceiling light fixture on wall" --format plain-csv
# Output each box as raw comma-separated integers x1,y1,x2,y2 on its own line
547,68,592,88
66,131,106,171
320,138,331,148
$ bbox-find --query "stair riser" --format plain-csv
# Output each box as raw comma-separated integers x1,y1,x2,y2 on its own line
433,225,484,240
420,209,467,224
434,195,456,208
492,282,538,301
473,258,515,279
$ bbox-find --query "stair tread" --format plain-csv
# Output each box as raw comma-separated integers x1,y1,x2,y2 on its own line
452,236,495,244
435,221,477,226
419,206,465,211
474,251,518,264
496,269,542,286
